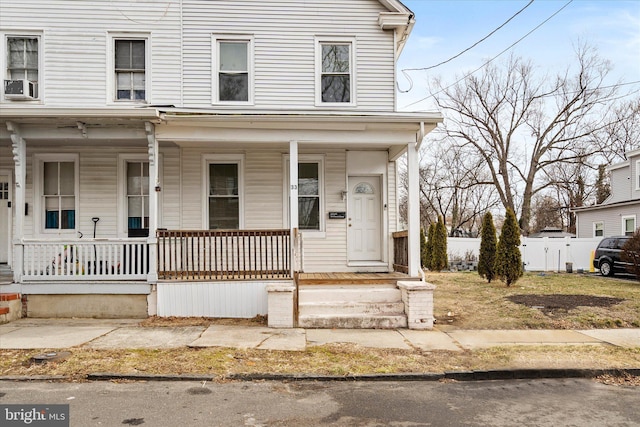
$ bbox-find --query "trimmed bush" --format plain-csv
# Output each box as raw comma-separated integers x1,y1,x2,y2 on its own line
478,212,497,283
431,216,448,271
424,222,435,270
495,208,523,286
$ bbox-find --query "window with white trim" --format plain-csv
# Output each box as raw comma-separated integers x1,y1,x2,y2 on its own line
622,215,636,236
593,221,604,237
636,160,640,190
126,161,149,236
34,154,78,233
206,156,244,229
4,35,40,99
114,39,146,101
213,36,253,103
316,38,355,105
285,157,324,232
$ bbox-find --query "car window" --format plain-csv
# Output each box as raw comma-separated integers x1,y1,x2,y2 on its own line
599,239,614,249
616,239,629,250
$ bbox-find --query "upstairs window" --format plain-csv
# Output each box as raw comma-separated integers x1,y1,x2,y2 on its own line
636,160,640,190
316,39,355,105
115,39,146,101
214,36,253,104
593,222,604,238
5,36,39,99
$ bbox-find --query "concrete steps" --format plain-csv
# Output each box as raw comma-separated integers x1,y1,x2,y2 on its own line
0,293,22,323
298,284,407,329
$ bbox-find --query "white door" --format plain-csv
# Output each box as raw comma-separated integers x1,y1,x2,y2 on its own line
0,173,10,263
348,176,381,261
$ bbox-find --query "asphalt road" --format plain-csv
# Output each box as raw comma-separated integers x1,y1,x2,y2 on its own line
1,379,639,426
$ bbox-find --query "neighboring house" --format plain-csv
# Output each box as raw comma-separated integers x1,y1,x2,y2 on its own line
0,0,441,328
573,149,640,238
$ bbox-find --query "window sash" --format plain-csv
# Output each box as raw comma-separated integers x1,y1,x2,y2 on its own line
217,41,249,102
115,40,145,101
127,162,149,230
320,43,351,103
297,162,320,230
7,37,38,81
594,222,604,237
623,217,635,236
209,163,240,229
43,161,75,230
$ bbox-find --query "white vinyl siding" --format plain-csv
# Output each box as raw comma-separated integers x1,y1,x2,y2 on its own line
182,0,395,110
0,0,180,107
575,204,640,238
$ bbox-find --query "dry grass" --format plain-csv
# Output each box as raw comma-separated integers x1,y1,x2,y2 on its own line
1,345,639,381
427,271,640,329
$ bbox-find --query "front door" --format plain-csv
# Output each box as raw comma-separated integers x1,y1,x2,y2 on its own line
0,172,11,263
347,176,381,262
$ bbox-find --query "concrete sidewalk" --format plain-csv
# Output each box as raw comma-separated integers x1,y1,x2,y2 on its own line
1,318,639,351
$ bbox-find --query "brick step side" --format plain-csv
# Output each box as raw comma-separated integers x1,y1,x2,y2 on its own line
0,294,23,323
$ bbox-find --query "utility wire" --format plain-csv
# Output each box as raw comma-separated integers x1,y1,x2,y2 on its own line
403,0,534,73
402,0,574,109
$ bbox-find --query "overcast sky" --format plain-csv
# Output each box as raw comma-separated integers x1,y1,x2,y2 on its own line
397,0,640,112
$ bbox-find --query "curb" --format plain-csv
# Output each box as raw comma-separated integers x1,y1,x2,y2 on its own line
2,368,638,383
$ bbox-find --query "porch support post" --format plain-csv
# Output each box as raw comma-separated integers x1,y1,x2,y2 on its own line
406,141,420,277
7,121,25,283
289,140,299,275
146,122,159,283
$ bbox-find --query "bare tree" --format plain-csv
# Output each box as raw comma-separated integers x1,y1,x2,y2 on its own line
418,135,500,236
592,95,640,164
432,45,620,235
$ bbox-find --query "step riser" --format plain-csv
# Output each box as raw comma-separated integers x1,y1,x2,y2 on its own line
298,288,402,304
299,302,405,316
298,315,407,329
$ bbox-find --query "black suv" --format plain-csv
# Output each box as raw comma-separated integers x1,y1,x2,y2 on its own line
593,236,631,276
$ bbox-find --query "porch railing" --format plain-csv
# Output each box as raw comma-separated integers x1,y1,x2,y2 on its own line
392,230,409,274
21,239,149,281
157,229,291,280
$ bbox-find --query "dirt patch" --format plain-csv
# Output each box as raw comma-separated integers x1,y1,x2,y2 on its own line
138,315,268,327
507,294,625,316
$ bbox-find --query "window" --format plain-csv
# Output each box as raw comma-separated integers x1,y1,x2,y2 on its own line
40,160,76,231
5,35,39,98
593,222,604,237
316,38,355,105
207,158,244,229
622,215,636,236
284,156,324,232
298,163,320,230
213,36,253,103
127,161,149,236
636,160,640,190
114,39,146,101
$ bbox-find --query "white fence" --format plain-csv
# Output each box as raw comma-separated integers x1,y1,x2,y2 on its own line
21,239,149,281
448,237,602,272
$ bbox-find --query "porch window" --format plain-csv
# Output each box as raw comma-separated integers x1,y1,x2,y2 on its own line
209,163,239,229
5,35,39,99
213,36,253,103
298,163,320,230
127,161,149,237
593,222,604,238
43,161,75,230
622,215,636,236
114,39,146,101
316,38,355,105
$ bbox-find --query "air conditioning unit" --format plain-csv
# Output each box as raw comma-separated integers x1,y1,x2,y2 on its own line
4,79,37,99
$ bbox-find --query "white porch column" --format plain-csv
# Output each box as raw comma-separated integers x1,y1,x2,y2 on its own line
145,122,159,283
406,141,420,277
7,121,25,283
289,140,299,275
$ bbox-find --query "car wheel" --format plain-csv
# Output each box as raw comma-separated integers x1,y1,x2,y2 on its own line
600,260,614,277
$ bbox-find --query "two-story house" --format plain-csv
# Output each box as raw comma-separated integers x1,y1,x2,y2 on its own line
0,0,441,328
573,149,640,238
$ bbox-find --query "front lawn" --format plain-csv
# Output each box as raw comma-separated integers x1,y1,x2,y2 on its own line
426,271,640,329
